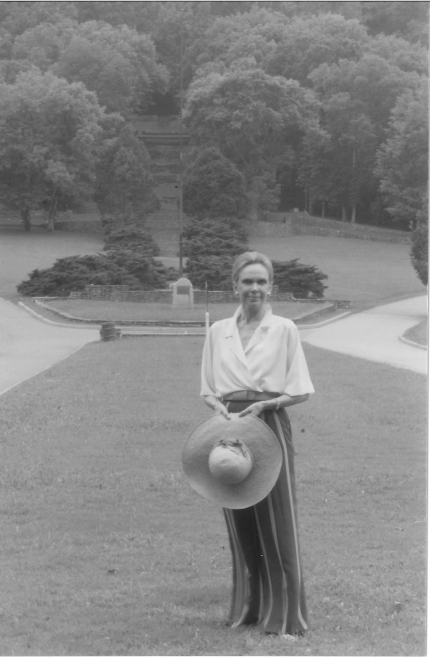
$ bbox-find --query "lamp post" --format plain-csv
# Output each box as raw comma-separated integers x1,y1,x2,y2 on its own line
178,5,184,277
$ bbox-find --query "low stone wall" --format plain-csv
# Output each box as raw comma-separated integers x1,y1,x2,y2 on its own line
66,284,350,309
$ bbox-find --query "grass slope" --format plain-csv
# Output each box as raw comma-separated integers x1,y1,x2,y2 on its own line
0,338,426,656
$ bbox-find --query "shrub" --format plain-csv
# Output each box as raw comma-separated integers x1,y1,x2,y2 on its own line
272,260,328,298
411,223,428,286
103,225,160,256
17,252,169,296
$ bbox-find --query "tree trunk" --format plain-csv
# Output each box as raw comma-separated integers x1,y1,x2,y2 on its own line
351,204,356,224
341,206,347,222
47,195,57,231
21,207,31,232
321,202,325,219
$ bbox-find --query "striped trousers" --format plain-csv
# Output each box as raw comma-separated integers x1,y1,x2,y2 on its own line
223,401,308,635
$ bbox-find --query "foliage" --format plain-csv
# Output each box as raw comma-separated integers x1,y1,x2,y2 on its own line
103,224,160,257
8,17,169,116
17,251,169,296
183,147,249,219
185,67,318,218
272,260,328,298
94,123,159,220
183,217,249,290
303,54,420,221
0,68,103,230
375,80,428,226
410,220,428,286
361,1,428,46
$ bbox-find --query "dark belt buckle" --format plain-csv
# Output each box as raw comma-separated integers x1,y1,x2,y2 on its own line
247,391,256,400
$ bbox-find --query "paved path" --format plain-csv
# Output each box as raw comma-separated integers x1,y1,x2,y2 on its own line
301,296,427,375
0,299,98,396
1,295,427,398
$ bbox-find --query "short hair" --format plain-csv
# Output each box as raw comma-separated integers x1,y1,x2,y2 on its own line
232,251,274,284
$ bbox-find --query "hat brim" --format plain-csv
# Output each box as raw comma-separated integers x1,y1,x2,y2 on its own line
182,414,282,509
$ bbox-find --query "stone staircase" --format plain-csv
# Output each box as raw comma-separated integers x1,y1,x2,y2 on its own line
135,115,191,256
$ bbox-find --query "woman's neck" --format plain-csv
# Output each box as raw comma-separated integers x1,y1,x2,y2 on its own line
239,304,268,326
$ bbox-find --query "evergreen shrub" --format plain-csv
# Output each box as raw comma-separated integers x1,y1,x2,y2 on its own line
17,252,169,297
272,260,328,298
183,217,249,290
103,225,160,256
183,217,328,297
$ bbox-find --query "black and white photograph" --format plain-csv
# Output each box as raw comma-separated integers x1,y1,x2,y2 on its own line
0,2,427,655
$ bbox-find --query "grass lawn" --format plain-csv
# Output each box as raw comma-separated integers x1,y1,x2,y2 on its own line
403,319,428,347
249,235,424,307
0,228,103,299
36,298,332,324
0,338,426,656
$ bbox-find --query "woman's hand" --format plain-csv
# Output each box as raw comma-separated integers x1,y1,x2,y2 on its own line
238,401,267,417
203,395,231,419
215,402,231,420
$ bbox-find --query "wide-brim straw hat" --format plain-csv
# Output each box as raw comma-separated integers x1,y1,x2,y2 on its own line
182,414,282,509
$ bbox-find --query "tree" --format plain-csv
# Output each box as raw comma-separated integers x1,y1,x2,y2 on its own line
307,54,420,222
264,12,368,84
94,122,159,225
54,21,169,116
184,67,318,218
0,69,103,231
375,80,428,228
8,18,169,117
183,147,249,219
361,2,429,46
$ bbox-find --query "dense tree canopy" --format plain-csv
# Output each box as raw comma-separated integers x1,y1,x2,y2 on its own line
0,1,426,234
0,69,103,230
375,80,428,227
185,66,318,218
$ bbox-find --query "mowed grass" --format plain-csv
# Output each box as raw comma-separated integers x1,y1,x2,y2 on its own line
38,298,331,323
0,338,426,656
250,235,424,307
403,319,428,347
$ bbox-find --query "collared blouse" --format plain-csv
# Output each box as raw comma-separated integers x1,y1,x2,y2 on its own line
201,305,315,399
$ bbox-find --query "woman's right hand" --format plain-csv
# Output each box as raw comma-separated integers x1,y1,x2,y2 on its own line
215,402,231,420
203,395,231,419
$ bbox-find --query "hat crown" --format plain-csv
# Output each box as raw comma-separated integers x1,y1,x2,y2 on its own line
209,439,253,485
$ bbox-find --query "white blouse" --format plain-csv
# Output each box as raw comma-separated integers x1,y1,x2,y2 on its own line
201,306,315,399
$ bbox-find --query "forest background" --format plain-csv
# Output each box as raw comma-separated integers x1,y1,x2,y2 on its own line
0,1,428,290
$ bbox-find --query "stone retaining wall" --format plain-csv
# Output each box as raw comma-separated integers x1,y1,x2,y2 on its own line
65,284,350,309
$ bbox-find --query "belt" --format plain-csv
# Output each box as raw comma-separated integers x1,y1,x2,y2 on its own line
222,390,279,402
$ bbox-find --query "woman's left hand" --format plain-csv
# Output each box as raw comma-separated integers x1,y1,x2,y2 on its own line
238,402,267,417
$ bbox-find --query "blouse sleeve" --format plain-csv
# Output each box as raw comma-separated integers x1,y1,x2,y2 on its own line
200,326,217,397
283,323,315,397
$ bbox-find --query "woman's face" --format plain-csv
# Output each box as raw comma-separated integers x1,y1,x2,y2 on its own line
234,263,272,313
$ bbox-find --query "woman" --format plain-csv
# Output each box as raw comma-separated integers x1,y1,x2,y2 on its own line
200,251,314,638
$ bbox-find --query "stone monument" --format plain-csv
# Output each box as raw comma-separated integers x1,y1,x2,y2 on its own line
172,277,194,309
